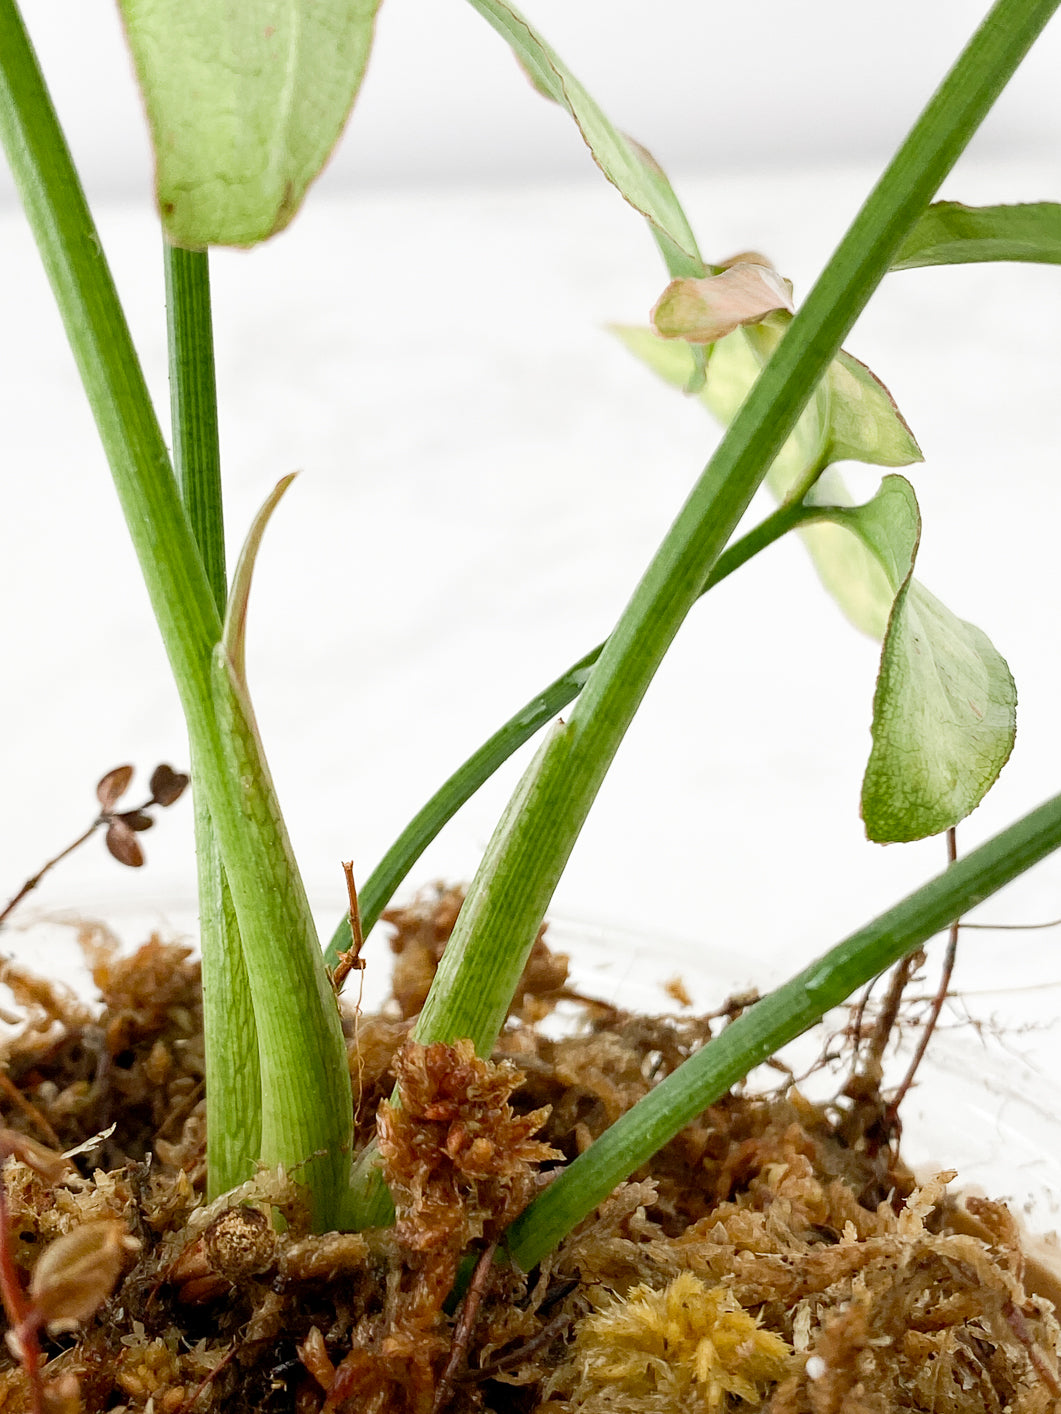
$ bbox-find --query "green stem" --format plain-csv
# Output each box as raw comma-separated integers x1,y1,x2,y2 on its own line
507,785,1061,1269
0,0,350,1229
325,499,825,968
410,0,1060,1063
164,242,261,1199
164,245,226,607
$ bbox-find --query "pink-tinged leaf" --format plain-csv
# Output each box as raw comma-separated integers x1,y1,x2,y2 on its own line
652,264,795,344
96,765,133,812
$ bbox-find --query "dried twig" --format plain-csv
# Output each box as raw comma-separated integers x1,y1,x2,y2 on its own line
0,764,188,929
331,861,366,993
886,828,961,1122
431,1241,497,1414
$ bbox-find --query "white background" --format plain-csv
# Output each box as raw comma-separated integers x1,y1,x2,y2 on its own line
0,3,1059,1206
3,0,1061,207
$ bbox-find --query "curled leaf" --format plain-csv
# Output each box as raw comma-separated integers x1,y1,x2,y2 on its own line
652,263,795,344
465,0,703,276
95,765,133,812
223,475,297,685
104,819,145,869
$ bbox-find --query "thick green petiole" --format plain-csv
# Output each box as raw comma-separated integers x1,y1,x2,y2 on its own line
506,784,1061,1268
0,1,350,1228
164,242,261,1199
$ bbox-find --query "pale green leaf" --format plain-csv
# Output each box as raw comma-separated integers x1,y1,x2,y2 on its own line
464,0,704,277
613,324,1013,840
824,348,921,468
118,0,382,247
892,200,1061,270
830,476,1016,842
800,470,896,640
613,317,920,505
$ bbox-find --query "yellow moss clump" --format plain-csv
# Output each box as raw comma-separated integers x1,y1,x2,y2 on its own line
555,1270,792,1413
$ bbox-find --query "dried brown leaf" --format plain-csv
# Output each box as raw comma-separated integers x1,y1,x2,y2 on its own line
116,809,154,833
30,1219,138,1331
0,1127,72,1183
104,820,144,869
95,765,133,812
149,763,189,807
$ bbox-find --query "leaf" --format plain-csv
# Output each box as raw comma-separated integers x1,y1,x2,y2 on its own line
30,1221,137,1332
117,0,382,247
464,0,704,278
613,318,921,506
96,765,133,812
149,763,190,806
798,471,896,640
224,473,297,682
828,476,1016,842
891,201,1061,271
652,264,794,343
104,819,145,868
613,324,1012,840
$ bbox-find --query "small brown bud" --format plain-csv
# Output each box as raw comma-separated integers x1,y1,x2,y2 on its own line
116,809,154,833
30,1220,138,1332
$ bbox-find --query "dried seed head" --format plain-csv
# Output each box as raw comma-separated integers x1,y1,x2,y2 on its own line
29,1219,138,1332
149,764,190,807
96,765,134,812
104,819,145,869
203,1205,278,1280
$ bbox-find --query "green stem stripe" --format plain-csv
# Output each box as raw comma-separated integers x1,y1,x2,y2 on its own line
164,243,227,611
507,785,1061,1270
325,500,823,967
411,0,1061,1063
164,241,261,1201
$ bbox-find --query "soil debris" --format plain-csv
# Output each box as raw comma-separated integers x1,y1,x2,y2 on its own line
0,893,1055,1412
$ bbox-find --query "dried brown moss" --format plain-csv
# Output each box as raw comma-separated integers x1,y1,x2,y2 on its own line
0,896,1055,1413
